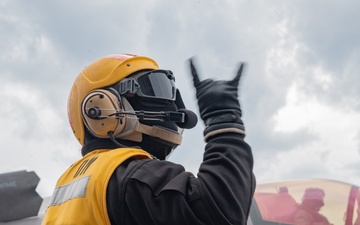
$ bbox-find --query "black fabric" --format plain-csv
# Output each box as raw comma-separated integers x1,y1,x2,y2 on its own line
125,94,179,131
82,135,174,160
125,95,179,159
106,132,255,225
82,138,121,156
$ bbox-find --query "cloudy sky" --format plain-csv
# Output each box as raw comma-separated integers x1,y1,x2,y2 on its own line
1,0,360,197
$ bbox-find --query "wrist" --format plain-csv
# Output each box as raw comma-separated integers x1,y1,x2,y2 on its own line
203,122,245,142
203,110,242,126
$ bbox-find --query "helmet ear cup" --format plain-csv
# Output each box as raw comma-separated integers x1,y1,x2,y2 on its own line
82,89,123,138
81,89,142,141
113,97,142,141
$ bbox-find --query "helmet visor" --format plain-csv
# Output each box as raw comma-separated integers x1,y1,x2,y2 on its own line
119,70,176,101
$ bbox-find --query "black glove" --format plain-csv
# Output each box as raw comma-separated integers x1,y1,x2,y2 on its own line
189,58,245,141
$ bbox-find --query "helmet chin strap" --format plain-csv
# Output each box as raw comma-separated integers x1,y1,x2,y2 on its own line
134,123,182,145
110,122,182,146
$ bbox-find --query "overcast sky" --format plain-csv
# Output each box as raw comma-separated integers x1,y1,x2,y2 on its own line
1,0,360,197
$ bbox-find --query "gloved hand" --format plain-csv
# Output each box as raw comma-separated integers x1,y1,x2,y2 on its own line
189,58,245,141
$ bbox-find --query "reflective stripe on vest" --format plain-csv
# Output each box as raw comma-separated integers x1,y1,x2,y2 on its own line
42,148,151,225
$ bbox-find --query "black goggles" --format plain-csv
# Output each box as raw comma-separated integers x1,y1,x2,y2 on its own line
119,70,177,101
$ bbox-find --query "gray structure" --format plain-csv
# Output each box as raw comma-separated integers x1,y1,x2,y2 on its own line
0,171,43,223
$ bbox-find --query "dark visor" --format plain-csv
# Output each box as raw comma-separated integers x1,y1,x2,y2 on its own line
119,70,177,101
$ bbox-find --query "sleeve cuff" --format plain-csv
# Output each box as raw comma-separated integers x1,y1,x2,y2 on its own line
204,126,245,142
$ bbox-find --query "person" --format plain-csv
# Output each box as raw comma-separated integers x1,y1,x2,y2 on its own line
294,188,332,225
42,53,255,225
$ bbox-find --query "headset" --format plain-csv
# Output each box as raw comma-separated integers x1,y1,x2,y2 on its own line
81,88,197,146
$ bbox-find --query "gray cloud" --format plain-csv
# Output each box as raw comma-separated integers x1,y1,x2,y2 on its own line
1,0,360,196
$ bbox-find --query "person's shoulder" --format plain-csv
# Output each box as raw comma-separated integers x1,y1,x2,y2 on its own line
129,158,195,181
127,158,196,195
130,158,186,174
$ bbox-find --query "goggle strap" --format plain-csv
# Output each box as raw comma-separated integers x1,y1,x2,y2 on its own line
175,89,186,109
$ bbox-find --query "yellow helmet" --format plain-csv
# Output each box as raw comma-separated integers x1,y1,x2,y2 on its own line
68,54,159,145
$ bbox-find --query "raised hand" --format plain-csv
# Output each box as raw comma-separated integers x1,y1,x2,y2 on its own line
189,58,246,141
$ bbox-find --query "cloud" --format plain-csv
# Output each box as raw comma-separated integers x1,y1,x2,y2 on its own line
1,0,360,196
0,79,80,196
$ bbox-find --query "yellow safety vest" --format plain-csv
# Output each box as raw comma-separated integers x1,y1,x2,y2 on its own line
42,148,151,225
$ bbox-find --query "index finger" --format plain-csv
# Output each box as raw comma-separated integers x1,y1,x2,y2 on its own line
189,58,201,86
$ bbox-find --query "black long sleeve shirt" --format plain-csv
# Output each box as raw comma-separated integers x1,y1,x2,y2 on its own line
106,133,255,225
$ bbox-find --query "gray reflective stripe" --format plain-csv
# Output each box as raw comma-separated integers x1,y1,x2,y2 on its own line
49,175,90,206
